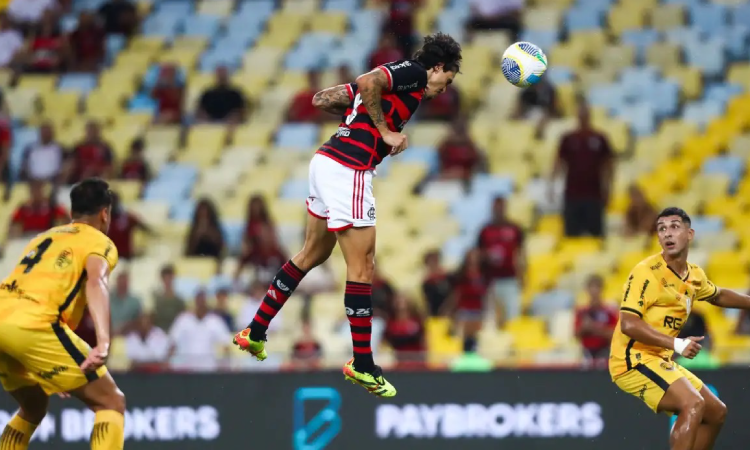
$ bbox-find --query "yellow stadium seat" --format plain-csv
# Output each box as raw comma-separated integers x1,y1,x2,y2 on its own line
707,251,749,275
536,214,563,236
171,37,208,51
576,67,618,86
710,272,750,290
157,49,200,68
309,12,348,33
281,0,318,12
408,122,451,147
707,116,744,148
506,317,554,352
645,42,682,71
728,63,750,92
230,72,271,101
507,196,535,229
186,124,227,152
414,8,437,35
597,119,630,154
113,112,152,128
175,257,217,282
113,52,153,73
616,251,651,274
0,69,12,88
42,92,80,124
129,36,166,54
526,233,558,254
319,122,339,143
178,148,220,167
105,124,143,160
649,4,685,31
144,125,181,150
84,89,125,123
196,0,233,16
608,5,647,36
276,71,308,90
108,180,142,202
689,174,730,201
665,66,702,100
548,43,585,69
523,7,563,31
232,122,274,147
17,75,57,94
241,48,284,77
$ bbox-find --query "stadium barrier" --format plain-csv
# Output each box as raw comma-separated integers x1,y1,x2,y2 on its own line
0,369,745,449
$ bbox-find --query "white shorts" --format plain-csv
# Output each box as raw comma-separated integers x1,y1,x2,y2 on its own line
306,153,376,231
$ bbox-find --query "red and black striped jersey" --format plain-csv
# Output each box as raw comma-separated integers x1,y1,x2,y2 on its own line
317,60,428,170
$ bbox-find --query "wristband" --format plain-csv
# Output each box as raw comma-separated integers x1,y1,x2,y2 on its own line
674,338,689,355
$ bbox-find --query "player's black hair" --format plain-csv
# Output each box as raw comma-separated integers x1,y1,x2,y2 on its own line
413,32,462,73
69,178,113,217
656,207,692,227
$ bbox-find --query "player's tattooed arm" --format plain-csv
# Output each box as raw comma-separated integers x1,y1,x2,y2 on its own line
312,85,350,115
356,69,390,135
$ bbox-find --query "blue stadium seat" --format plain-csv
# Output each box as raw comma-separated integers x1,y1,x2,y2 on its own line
182,15,221,38
436,12,466,42
620,30,660,63
200,48,244,72
226,14,269,36
144,181,192,203
691,216,724,235
614,103,656,136
142,65,187,92
450,195,492,235
684,39,726,77
530,290,575,319
663,0,702,6
174,277,203,300
215,30,259,50
61,14,78,33
398,146,439,173
105,34,127,65
735,4,750,27
206,274,234,295
544,66,574,85
565,8,602,32
645,81,680,118
664,27,703,46
141,15,182,38
714,26,749,61
520,30,558,53
276,124,319,149
470,174,514,198
704,83,743,109
58,74,98,93
682,100,724,129
620,66,660,100
329,39,370,73
280,179,310,200
237,0,276,18
221,222,245,255
703,156,745,190
324,0,359,12
350,11,384,32
157,0,194,16
690,4,727,34
587,84,626,111
442,234,477,263
127,94,158,114
170,199,195,222
158,163,199,184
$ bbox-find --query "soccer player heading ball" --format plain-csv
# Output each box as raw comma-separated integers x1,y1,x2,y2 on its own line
234,33,462,397
611,207,750,450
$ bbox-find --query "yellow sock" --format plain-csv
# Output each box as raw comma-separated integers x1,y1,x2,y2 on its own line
0,414,37,450
90,410,124,450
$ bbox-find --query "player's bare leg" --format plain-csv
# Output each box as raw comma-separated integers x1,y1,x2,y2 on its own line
658,378,705,450
1,385,48,449
337,226,396,397
70,373,126,450
691,385,727,450
234,215,336,358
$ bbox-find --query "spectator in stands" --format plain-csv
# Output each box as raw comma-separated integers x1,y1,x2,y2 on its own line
108,192,153,260
385,293,426,366
422,249,452,316
236,224,286,284
110,272,142,336
98,0,138,37
24,11,70,73
185,198,225,260
373,262,396,318
126,313,170,371
235,195,275,274
119,137,151,182
419,85,461,121
152,64,184,125
450,248,488,354
169,290,231,372
478,196,524,326
290,317,323,370
437,119,484,182
20,121,64,183
466,0,522,39
238,280,283,334
9,181,67,238
381,0,421,56
513,76,560,136
368,34,403,69
574,274,617,369
152,264,186,331
337,65,355,85
196,66,248,124
69,10,105,72
286,70,324,123
624,184,657,237
214,287,234,330
0,12,24,69
0,91,10,197
68,120,114,183
7,0,57,27
549,102,613,237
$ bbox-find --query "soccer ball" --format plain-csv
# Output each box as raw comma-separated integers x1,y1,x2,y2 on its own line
501,42,548,88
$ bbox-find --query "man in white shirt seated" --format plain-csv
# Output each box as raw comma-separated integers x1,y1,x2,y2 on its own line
125,313,170,371
20,122,64,183
169,290,232,372
0,12,23,69
7,0,57,25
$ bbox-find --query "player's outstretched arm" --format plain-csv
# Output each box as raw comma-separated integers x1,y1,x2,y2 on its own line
706,288,750,309
81,255,112,372
312,85,351,115
620,313,703,359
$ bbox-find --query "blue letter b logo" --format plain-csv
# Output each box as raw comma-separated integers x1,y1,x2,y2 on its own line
293,387,341,450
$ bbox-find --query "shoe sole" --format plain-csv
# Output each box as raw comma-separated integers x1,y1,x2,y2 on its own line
342,365,396,398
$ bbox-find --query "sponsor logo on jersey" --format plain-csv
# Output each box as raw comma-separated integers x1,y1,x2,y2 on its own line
650,262,662,270
335,127,350,137
638,384,647,401
660,361,675,371
390,61,411,70
38,365,69,380
276,280,289,292
690,280,701,287
397,81,419,91
55,248,73,270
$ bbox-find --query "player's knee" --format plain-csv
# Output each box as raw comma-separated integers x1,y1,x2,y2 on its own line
712,399,728,425
20,397,48,424
102,389,126,415
683,394,705,416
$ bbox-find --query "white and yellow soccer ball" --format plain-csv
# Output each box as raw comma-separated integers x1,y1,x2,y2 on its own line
501,42,548,88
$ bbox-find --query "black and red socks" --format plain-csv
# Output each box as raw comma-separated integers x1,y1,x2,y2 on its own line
345,281,375,374
249,260,306,341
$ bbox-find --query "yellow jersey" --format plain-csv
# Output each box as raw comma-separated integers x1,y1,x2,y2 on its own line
0,223,118,330
609,253,718,378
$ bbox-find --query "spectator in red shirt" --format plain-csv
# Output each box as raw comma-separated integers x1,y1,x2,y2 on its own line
367,34,403,69
241,194,274,259
107,192,152,259
68,120,114,183
478,197,525,326
152,64,184,124
119,137,151,183
549,102,614,237
9,181,67,238
290,318,323,370
185,198,225,261
624,184,657,237
381,0,422,56
419,84,460,121
385,293,426,367
437,119,484,182
450,248,488,354
286,70,324,123
25,11,70,73
574,274,617,369
236,224,286,284
421,249,452,316
69,10,105,72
